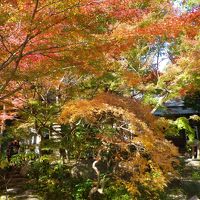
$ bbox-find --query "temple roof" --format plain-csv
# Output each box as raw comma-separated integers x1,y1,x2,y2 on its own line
153,99,200,117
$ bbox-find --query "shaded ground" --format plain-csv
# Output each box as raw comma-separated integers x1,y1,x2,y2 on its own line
159,158,200,200
0,167,40,200
0,158,200,199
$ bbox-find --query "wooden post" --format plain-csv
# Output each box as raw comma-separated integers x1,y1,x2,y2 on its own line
0,104,6,158
197,144,200,160
192,146,195,159
0,104,6,134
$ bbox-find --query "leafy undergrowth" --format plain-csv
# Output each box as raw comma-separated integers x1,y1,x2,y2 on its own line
26,159,200,200
1,157,200,200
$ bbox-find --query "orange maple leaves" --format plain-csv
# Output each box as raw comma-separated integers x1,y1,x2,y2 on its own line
60,92,179,194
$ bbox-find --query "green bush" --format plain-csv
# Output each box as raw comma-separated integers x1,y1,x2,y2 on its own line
103,183,132,200
28,158,74,199
73,179,93,200
10,152,38,166
192,171,200,180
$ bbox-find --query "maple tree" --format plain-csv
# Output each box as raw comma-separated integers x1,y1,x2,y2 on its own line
0,0,160,96
0,0,199,199
154,32,199,102
0,0,199,106
0,0,163,122
149,4,200,102
60,93,178,197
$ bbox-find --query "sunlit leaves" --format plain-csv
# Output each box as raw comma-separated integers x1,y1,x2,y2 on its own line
60,92,178,195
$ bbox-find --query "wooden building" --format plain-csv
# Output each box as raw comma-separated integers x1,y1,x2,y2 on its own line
154,99,200,159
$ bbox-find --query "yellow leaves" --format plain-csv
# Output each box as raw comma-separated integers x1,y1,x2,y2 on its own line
178,36,200,71
62,94,162,150
146,168,167,190
190,115,200,121
60,99,97,123
155,117,170,131
60,92,151,126
123,71,141,87
159,34,200,95
59,92,179,195
123,181,139,196
111,23,135,40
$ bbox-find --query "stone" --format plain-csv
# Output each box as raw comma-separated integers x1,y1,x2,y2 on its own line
186,160,200,167
189,195,200,200
0,196,7,200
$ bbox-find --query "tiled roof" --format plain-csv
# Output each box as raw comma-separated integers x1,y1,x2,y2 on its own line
153,99,200,116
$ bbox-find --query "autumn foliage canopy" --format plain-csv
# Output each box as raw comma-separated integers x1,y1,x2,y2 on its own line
0,0,199,198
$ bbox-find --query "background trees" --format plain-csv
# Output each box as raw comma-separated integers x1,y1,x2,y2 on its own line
0,0,199,199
